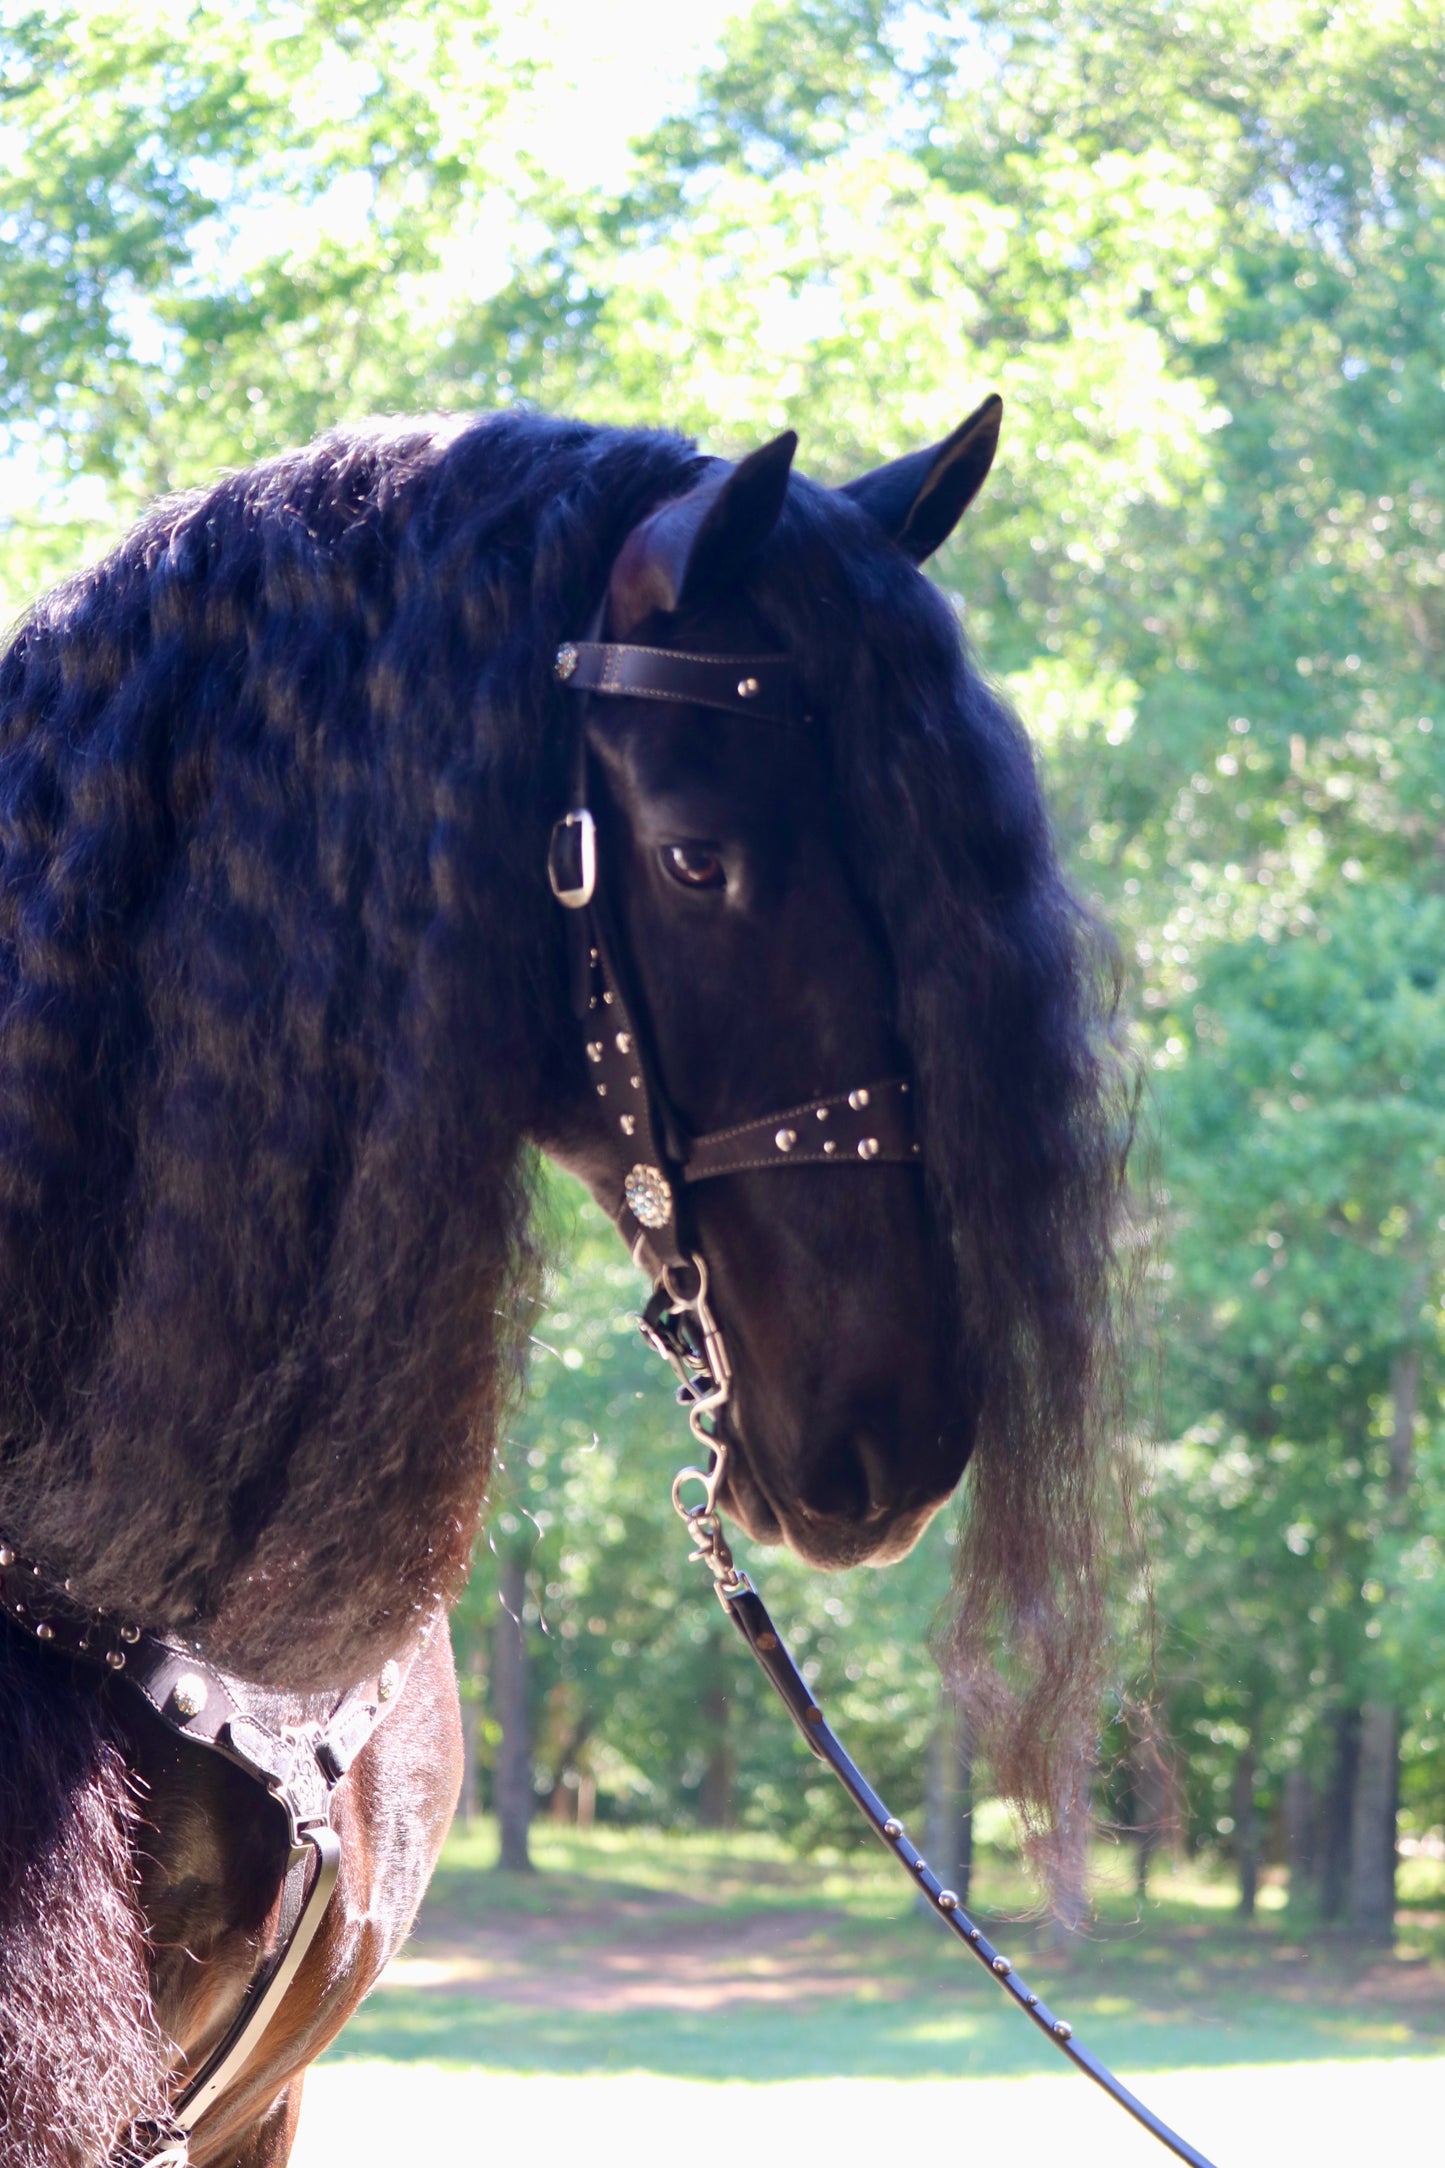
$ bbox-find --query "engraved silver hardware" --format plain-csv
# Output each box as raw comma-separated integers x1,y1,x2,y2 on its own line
625,1164,674,1229
377,1659,400,1703
171,1673,209,1719
547,807,596,909
775,1127,797,1151
737,676,760,698
554,642,580,680
848,1087,870,1109
620,1114,636,1136
858,1137,880,1159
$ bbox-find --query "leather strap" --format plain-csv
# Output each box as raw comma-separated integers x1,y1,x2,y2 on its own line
0,1536,422,2166
555,640,793,724
685,1079,918,1181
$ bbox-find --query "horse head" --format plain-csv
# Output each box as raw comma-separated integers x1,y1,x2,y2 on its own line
539,402,1009,1570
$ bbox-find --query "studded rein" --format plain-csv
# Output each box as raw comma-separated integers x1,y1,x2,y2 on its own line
549,629,1219,2168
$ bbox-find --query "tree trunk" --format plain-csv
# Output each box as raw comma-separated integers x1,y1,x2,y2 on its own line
1131,1741,1169,1905
459,1690,479,1825
1319,1707,1360,1924
1281,1766,1314,1902
1348,1700,1398,1943
493,1554,534,1872
1233,1741,1259,1920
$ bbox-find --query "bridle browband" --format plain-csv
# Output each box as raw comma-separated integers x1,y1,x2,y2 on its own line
550,625,1219,2168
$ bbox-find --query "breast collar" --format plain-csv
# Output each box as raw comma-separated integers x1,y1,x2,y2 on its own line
546,631,922,1299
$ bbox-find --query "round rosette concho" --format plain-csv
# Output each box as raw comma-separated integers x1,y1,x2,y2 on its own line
624,1163,673,1229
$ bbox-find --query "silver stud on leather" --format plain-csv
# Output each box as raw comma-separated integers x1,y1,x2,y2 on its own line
597,1083,607,1097
602,991,614,1005
883,1818,903,1838
171,1673,209,1719
120,1624,141,1643
816,1106,829,1120
106,1649,126,1670
36,1621,53,1640
938,1890,958,1911
620,1114,636,1136
993,1955,1011,1975
586,1042,603,1062
775,1128,797,1152
823,1139,837,1155
858,1137,880,1159
737,676,760,698
1054,2020,1073,2040
554,643,580,680
616,1032,632,1054
378,1659,401,1703
0,1547,13,1567
848,1087,870,1110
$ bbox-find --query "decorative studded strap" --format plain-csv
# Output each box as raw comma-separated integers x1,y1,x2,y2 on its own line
684,1078,918,1181
0,1542,410,1841
554,640,793,724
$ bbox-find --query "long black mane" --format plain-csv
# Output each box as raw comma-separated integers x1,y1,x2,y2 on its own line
0,411,1128,1809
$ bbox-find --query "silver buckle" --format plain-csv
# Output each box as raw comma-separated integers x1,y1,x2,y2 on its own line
547,808,596,909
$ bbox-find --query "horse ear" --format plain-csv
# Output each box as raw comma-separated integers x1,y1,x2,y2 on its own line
842,394,1002,564
609,431,798,633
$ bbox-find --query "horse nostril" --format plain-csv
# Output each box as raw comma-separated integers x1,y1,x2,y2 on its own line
798,1434,889,1524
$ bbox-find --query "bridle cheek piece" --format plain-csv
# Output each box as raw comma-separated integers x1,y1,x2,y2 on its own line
549,633,1218,2168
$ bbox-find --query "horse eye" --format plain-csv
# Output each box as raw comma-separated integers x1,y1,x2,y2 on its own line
662,844,726,891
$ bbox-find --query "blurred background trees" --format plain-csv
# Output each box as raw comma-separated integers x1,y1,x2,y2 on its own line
2,0,1440,1937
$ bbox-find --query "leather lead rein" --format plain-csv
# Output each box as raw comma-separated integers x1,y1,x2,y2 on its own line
552,627,1222,2168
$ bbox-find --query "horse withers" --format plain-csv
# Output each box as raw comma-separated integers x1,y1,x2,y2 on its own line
0,401,1126,2165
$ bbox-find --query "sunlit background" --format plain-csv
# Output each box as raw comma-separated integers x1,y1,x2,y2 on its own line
1,1,1441,2159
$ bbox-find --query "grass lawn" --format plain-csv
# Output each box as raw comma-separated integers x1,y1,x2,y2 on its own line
325,1818,1445,2081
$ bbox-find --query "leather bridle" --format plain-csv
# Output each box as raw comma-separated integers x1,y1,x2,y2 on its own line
550,626,1220,2168
548,634,920,1291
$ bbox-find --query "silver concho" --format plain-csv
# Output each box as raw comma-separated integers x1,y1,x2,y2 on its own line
171,1672,209,1720
554,642,580,681
624,1164,673,1230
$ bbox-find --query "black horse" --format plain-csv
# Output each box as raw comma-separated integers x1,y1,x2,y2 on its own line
0,403,1128,2166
